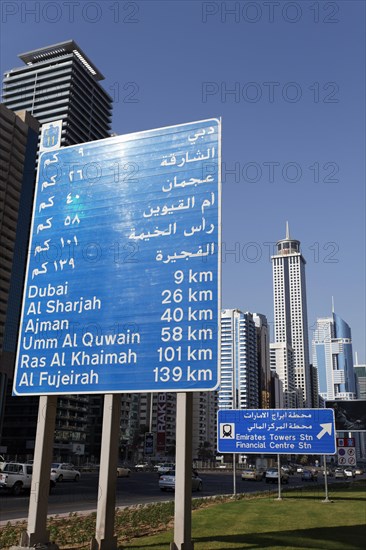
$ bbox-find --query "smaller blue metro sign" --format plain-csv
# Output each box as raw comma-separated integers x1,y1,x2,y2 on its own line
218,409,336,455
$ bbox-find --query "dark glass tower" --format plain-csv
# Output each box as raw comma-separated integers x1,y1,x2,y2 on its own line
2,40,112,145
1,41,112,459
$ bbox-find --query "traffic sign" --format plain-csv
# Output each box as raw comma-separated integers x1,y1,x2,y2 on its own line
13,119,221,395
218,409,336,455
337,437,356,466
144,433,154,455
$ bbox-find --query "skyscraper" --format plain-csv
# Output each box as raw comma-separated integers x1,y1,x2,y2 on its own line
0,105,39,442
312,311,356,400
269,342,296,408
219,309,259,410
1,40,112,459
2,40,112,146
272,223,311,406
252,313,271,409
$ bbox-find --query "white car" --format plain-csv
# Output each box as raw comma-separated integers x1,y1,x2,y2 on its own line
241,468,264,481
265,468,289,484
117,466,131,478
135,462,150,471
159,470,202,492
51,463,81,482
157,462,175,475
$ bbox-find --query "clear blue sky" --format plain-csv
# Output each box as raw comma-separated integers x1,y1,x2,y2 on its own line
1,0,365,362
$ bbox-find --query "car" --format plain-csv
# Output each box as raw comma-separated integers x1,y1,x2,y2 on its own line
344,468,356,478
296,466,304,473
334,468,346,479
241,468,264,481
301,469,318,481
265,468,289,484
158,470,203,492
81,463,99,472
50,463,81,482
281,465,294,475
134,462,150,471
321,468,334,477
355,467,364,475
0,462,56,495
117,466,131,478
157,462,175,475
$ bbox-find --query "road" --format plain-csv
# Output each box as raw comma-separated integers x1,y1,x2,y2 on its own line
0,471,353,523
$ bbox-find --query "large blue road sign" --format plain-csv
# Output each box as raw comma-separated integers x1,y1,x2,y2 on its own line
13,119,221,395
218,409,336,455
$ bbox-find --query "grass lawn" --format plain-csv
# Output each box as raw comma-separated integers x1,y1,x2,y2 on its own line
1,483,365,549
125,483,366,550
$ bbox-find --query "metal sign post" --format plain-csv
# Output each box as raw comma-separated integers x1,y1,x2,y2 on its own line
276,454,282,501
322,454,331,503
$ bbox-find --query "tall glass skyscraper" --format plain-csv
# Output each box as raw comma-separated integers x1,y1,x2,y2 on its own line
312,312,356,400
271,223,311,406
2,40,112,146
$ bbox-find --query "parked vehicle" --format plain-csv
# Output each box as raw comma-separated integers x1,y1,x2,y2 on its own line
344,467,356,478
117,466,131,478
50,463,81,482
355,467,364,475
265,468,289,484
301,469,318,481
158,470,202,492
241,468,264,481
0,462,56,495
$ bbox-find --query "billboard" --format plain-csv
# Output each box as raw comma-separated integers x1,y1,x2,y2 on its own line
13,119,221,395
326,400,366,432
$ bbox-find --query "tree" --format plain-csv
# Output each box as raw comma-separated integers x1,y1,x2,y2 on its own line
197,441,214,462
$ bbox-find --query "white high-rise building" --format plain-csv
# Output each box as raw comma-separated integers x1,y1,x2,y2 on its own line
269,342,296,408
219,309,259,410
272,223,311,406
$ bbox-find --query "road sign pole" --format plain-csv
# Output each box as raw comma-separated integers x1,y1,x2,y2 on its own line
276,454,282,501
20,395,57,547
170,392,194,550
232,453,237,495
91,394,121,550
322,454,331,503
